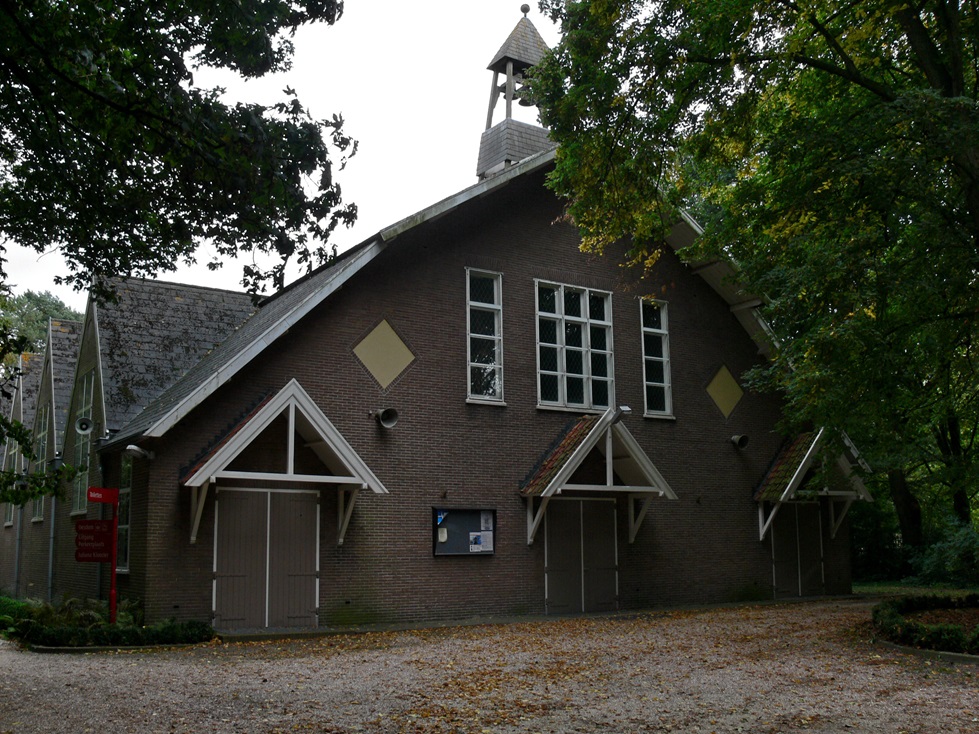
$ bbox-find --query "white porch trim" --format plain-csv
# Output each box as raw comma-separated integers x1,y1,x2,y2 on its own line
524,407,676,544
184,379,386,544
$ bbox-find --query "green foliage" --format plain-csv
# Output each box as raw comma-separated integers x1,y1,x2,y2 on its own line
872,594,979,655
0,291,83,352
0,595,213,648
908,522,979,588
532,0,979,541
0,0,357,298
849,482,910,581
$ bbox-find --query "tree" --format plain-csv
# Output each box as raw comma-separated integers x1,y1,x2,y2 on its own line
1,0,357,299
0,0,356,505
1,291,83,352
532,0,979,545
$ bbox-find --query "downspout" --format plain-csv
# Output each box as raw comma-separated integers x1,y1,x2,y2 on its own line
47,495,56,602
795,505,802,597
14,507,23,596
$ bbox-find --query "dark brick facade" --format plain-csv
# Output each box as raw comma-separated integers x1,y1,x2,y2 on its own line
2,162,858,626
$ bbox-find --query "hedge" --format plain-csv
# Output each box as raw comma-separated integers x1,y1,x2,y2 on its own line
871,594,979,655
1,595,214,648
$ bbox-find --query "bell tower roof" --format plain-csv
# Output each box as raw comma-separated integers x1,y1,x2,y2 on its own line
487,9,550,74
476,5,555,181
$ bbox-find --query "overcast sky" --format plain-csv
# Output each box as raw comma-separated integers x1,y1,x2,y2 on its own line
7,1,560,312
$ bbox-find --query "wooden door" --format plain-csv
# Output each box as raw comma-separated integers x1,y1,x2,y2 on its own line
545,499,617,614
214,489,319,630
268,492,319,627
214,490,268,629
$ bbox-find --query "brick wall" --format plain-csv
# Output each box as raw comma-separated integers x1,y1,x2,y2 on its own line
104,165,853,626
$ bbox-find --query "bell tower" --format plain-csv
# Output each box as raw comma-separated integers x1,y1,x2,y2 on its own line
476,5,554,180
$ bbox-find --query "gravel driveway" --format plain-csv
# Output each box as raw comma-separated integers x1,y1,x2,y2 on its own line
1,597,976,733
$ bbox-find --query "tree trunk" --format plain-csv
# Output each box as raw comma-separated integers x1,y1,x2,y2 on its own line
952,488,972,526
934,413,973,526
888,469,924,547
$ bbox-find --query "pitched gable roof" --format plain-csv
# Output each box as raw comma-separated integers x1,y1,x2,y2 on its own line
47,319,82,450
93,278,255,433
755,428,872,540
107,150,559,447
521,408,676,499
754,432,822,503
106,146,774,447
522,406,677,544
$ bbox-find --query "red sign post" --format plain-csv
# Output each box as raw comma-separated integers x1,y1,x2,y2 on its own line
76,488,120,623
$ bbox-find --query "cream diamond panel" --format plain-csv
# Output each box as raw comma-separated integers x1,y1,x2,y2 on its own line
353,320,415,389
706,365,744,418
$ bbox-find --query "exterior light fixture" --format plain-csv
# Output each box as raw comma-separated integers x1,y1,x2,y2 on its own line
123,445,155,460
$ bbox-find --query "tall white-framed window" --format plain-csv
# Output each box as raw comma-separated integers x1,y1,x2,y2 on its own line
467,268,504,402
117,455,132,572
4,433,19,525
71,370,95,514
32,404,49,521
641,298,672,416
536,281,613,410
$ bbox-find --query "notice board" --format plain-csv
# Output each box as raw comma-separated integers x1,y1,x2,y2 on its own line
432,508,496,555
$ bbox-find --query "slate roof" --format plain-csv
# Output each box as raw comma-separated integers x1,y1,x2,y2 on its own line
477,119,555,178
17,353,43,433
107,242,379,445
487,14,550,73
95,278,256,433
100,141,770,452
754,432,819,502
520,414,600,497
107,151,562,448
48,319,82,449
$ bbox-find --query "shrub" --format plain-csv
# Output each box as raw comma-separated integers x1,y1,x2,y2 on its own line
872,594,979,655
908,523,979,587
0,596,214,648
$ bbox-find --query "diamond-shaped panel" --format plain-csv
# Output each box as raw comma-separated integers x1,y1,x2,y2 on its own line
706,365,743,418
353,320,415,390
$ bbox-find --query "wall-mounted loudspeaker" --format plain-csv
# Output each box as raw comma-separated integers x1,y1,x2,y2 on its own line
75,416,94,435
375,408,399,429
730,434,749,450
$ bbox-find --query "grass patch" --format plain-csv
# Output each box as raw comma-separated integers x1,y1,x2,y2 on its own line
854,581,979,598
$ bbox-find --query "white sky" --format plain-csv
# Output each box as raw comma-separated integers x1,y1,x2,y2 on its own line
7,1,560,312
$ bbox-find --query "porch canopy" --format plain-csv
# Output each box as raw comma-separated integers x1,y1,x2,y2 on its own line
181,379,387,545
520,406,677,544
755,428,872,541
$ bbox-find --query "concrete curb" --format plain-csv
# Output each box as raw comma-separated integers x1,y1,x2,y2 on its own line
874,638,979,666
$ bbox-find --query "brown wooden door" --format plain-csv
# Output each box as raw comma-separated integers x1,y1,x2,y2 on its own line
214,490,268,630
772,503,825,598
545,499,617,614
797,503,825,596
545,500,583,614
582,501,618,612
268,492,319,627
214,489,319,630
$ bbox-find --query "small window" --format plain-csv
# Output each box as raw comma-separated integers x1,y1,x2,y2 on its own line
467,269,504,402
641,299,672,416
536,281,613,409
72,370,96,514
3,430,19,526
117,455,132,572
31,404,49,521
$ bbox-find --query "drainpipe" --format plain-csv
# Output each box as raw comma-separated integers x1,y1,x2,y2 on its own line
14,506,23,596
47,496,55,601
